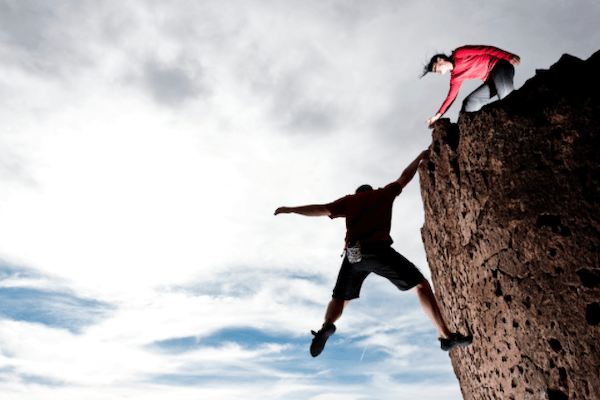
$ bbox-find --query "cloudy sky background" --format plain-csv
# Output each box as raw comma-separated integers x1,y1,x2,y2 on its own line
0,1,598,399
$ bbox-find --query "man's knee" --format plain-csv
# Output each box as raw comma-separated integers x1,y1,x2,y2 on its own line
492,63,515,99
463,96,485,112
411,278,430,293
330,298,350,308
496,84,514,100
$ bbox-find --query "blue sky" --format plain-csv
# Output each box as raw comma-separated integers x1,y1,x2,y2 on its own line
0,1,599,399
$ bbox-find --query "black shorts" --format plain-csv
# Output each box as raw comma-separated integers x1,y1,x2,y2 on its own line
332,242,425,300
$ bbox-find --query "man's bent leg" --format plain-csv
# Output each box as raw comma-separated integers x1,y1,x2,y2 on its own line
312,254,365,357
323,298,350,327
462,82,495,112
412,279,473,351
491,60,515,100
412,279,451,339
310,298,348,357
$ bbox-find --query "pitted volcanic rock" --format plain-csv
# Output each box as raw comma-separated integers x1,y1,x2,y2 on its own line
419,50,600,400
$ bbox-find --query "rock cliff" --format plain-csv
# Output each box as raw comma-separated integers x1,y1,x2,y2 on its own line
419,51,600,400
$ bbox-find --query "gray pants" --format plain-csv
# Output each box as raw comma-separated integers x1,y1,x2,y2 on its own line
462,60,515,112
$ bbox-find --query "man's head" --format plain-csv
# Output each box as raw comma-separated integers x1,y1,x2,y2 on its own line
421,53,453,77
355,184,373,194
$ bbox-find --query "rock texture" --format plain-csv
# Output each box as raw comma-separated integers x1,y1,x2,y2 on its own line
420,50,600,400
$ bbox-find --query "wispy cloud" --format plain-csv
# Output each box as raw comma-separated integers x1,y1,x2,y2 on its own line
0,286,112,333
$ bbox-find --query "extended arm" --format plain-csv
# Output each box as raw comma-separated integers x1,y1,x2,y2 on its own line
434,79,463,122
428,79,464,127
274,204,331,217
396,150,430,188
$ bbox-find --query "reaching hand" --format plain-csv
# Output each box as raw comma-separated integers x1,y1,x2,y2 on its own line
510,55,520,66
419,149,431,161
274,207,289,215
426,113,442,128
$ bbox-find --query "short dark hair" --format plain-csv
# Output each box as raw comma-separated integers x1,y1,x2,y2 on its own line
355,184,373,193
420,53,452,78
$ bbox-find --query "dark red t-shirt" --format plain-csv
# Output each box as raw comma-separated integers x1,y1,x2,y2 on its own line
325,182,402,244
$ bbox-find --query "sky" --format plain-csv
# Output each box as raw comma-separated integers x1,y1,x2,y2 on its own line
0,1,598,399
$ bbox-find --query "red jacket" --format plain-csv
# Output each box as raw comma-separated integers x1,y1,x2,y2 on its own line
437,45,515,115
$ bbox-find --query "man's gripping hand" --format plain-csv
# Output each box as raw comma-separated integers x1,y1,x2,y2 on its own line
274,207,290,215
426,113,442,128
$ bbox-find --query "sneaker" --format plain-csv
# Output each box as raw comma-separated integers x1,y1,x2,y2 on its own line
440,332,473,351
310,323,336,357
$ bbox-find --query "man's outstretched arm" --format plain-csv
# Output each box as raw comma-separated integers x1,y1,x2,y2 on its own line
395,150,430,188
274,204,331,217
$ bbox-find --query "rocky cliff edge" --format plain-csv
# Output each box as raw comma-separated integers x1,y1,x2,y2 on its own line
419,50,600,400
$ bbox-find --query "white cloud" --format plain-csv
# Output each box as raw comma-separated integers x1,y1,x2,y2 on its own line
1,0,599,399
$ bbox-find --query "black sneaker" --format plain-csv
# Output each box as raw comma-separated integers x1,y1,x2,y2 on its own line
310,323,336,357
440,333,473,351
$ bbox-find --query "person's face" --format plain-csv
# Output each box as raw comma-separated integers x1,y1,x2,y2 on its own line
434,58,452,74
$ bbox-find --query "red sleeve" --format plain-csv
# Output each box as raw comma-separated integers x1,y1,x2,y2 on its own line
438,77,463,116
326,196,348,219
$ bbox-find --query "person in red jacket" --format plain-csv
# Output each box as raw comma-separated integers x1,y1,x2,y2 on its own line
274,150,472,357
423,45,521,127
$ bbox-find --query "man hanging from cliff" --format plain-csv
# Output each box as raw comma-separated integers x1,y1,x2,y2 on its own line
274,150,472,357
